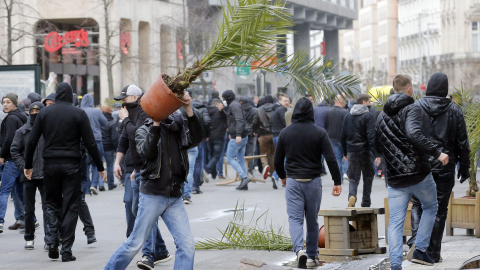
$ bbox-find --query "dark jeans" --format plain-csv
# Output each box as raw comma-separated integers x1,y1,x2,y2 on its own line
43,163,82,256
408,171,454,262
206,140,223,178
216,132,228,177
193,141,206,189
23,179,47,242
104,150,115,188
245,135,257,172
80,155,95,237
347,152,375,207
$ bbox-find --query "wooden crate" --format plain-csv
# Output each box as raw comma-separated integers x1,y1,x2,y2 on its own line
446,191,480,237
384,197,413,244
318,208,386,256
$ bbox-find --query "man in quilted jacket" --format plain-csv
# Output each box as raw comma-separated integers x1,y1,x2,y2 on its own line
376,74,448,269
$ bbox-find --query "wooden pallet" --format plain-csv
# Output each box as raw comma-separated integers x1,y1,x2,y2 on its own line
216,154,267,186
318,208,386,256
446,191,480,237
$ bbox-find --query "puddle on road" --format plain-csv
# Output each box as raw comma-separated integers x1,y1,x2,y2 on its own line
190,207,252,223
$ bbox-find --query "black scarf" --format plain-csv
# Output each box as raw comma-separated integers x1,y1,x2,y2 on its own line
161,111,189,147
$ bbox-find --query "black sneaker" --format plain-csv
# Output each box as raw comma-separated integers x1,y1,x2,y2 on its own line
412,249,435,266
61,253,76,262
192,188,203,194
154,253,172,264
137,256,154,270
236,177,250,190
272,177,278,189
87,235,97,244
183,197,192,204
109,184,117,190
297,250,307,269
48,244,59,259
99,186,106,191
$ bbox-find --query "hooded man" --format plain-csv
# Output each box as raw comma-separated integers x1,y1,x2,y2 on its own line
239,97,258,177
101,106,119,191
0,93,28,233
274,97,341,269
43,93,55,106
11,102,47,250
113,84,171,269
253,95,276,184
204,98,227,180
24,82,105,262
407,72,470,263
341,94,379,207
81,94,108,193
221,90,250,190
376,74,448,269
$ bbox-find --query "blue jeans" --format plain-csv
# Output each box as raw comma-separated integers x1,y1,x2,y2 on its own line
104,193,195,270
123,172,135,238
285,177,322,259
182,147,198,199
272,136,279,179
387,173,438,269
104,150,115,188
0,161,23,223
216,132,228,177
90,141,105,187
12,177,25,221
226,137,248,179
331,140,346,182
193,141,206,189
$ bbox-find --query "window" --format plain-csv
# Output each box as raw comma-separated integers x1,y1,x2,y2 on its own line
473,22,480,52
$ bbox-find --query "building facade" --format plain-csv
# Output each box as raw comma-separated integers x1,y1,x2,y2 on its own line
0,0,186,104
339,0,398,88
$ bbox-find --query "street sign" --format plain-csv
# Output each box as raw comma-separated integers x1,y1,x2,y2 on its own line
237,62,250,76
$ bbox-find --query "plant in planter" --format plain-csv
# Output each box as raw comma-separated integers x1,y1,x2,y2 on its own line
141,0,360,121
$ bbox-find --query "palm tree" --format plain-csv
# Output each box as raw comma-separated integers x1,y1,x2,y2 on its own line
163,0,359,101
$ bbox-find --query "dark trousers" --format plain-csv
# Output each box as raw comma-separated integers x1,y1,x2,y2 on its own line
80,155,95,236
23,179,47,241
43,163,82,255
408,171,454,261
347,152,375,207
245,135,257,172
193,141,206,189
205,140,223,178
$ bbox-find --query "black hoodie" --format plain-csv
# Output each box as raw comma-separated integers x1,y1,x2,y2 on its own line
273,97,341,185
0,108,27,160
25,82,104,170
417,72,470,174
222,90,247,138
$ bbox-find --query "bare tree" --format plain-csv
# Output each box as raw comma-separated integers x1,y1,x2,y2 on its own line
0,0,41,65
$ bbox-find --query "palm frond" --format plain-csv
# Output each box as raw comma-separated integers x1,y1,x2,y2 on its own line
168,0,360,99
195,202,293,251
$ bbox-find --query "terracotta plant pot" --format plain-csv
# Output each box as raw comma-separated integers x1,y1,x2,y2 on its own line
141,75,187,121
318,224,356,248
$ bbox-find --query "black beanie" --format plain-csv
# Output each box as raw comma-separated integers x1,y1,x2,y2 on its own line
2,93,18,106
29,101,45,112
426,72,449,97
221,90,235,102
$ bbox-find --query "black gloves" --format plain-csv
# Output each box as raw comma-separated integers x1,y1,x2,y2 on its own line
458,170,470,184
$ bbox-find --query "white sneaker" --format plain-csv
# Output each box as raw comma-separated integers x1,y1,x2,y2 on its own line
203,170,209,183
0,223,3,233
25,240,34,250
297,250,307,269
343,173,349,180
90,186,98,195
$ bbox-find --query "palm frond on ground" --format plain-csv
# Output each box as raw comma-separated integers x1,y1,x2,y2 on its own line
195,202,293,251
453,84,480,197
165,0,359,99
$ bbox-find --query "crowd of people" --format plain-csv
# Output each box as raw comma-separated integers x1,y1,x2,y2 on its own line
0,71,471,270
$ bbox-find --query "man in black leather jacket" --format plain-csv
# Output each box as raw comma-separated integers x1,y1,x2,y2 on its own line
341,94,378,207
407,72,470,263
104,92,202,270
376,74,448,269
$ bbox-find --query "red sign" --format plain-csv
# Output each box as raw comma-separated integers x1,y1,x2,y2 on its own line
44,29,89,52
62,48,82,55
321,41,326,56
177,40,183,59
121,31,130,55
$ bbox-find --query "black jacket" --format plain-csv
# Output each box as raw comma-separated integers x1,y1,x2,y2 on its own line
0,109,27,160
273,97,341,185
101,112,120,151
341,104,376,156
116,104,149,172
270,105,287,136
207,106,227,141
223,92,247,138
11,119,44,182
324,106,348,141
241,101,257,136
193,101,211,138
253,103,275,136
135,113,203,197
376,93,441,188
25,82,104,170
417,96,470,174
